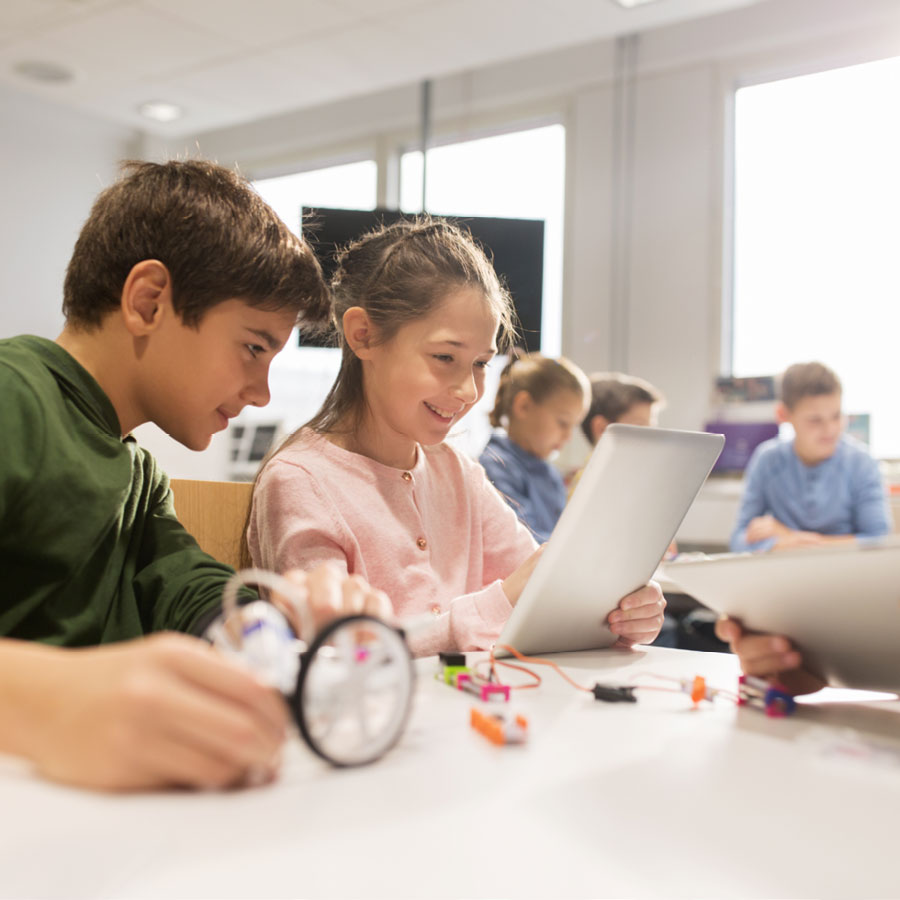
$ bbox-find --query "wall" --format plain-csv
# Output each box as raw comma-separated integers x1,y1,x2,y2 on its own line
0,86,137,340
0,87,209,476
4,0,900,479
147,0,900,445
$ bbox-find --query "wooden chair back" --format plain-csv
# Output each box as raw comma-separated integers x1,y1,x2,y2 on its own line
169,479,254,570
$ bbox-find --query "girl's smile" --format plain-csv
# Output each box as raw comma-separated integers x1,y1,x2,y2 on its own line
424,401,463,422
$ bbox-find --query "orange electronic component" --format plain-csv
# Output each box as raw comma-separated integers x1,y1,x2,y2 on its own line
470,708,528,745
690,675,707,705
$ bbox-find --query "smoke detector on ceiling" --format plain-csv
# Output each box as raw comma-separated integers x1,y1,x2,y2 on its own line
13,60,75,84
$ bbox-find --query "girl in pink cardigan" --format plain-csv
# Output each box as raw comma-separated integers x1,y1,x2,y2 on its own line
247,220,665,656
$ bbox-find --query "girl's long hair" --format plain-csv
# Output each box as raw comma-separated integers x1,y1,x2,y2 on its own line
238,216,518,569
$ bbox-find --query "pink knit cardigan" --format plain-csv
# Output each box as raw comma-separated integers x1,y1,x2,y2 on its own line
247,430,538,656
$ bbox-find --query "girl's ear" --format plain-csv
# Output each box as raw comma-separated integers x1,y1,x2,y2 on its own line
510,389,533,419
775,401,791,425
343,307,377,359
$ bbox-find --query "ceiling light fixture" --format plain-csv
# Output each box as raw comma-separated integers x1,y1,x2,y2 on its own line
13,60,75,84
610,0,664,7
138,100,184,123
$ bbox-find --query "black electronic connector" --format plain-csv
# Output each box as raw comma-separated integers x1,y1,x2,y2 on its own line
438,651,467,667
592,684,637,703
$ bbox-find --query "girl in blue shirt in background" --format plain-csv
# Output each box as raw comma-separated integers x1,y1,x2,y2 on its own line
479,353,589,543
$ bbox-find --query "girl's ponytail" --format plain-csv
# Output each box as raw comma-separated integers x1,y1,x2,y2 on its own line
488,352,590,430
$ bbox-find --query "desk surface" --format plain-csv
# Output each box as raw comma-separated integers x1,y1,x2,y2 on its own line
3,646,899,900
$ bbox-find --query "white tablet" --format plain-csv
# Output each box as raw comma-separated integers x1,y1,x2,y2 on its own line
495,424,724,657
662,541,900,692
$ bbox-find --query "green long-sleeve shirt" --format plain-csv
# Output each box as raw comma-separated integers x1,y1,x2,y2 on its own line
1,335,233,645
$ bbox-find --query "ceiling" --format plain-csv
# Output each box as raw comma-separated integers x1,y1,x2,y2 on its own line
0,0,764,137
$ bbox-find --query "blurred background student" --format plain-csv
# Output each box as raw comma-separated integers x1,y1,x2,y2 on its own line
480,353,589,543
569,372,666,495
730,361,890,553
570,373,673,559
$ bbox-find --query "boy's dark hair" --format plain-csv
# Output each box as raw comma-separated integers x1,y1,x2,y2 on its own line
580,372,664,443
489,352,589,428
779,362,842,410
63,159,329,330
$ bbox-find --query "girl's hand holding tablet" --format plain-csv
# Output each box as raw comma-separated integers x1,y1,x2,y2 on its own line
607,581,667,647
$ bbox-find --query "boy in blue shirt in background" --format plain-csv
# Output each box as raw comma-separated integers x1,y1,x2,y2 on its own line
730,362,890,552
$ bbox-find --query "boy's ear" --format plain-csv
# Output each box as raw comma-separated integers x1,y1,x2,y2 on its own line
343,306,377,358
590,414,610,444
120,260,172,336
510,389,533,419
775,402,791,425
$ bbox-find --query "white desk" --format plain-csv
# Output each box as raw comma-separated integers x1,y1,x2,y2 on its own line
2,646,899,899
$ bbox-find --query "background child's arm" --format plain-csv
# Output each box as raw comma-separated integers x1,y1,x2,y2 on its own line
852,453,892,538
730,451,777,552
745,515,825,549
0,634,287,791
714,617,827,695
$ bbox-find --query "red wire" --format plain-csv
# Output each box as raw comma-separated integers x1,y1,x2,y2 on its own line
482,646,735,703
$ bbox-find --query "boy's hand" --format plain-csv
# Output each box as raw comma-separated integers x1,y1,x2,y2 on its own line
773,530,825,550
714,617,827,695
746,515,823,549
29,634,288,791
746,514,788,542
607,581,666,647
275,563,394,638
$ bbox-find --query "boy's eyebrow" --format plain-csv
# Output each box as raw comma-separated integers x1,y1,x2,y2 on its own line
247,328,282,351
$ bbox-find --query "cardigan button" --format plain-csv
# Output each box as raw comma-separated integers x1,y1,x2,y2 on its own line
416,537,428,550
431,605,441,616
402,471,413,482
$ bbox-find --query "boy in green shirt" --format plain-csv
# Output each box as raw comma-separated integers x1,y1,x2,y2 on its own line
0,159,390,790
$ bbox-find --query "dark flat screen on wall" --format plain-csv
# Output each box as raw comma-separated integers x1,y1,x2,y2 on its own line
299,207,544,352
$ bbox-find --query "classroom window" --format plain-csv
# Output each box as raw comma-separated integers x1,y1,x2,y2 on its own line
253,159,377,235
240,160,376,474
731,55,900,458
400,123,566,357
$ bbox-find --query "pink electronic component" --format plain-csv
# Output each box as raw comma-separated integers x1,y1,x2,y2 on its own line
456,673,510,702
